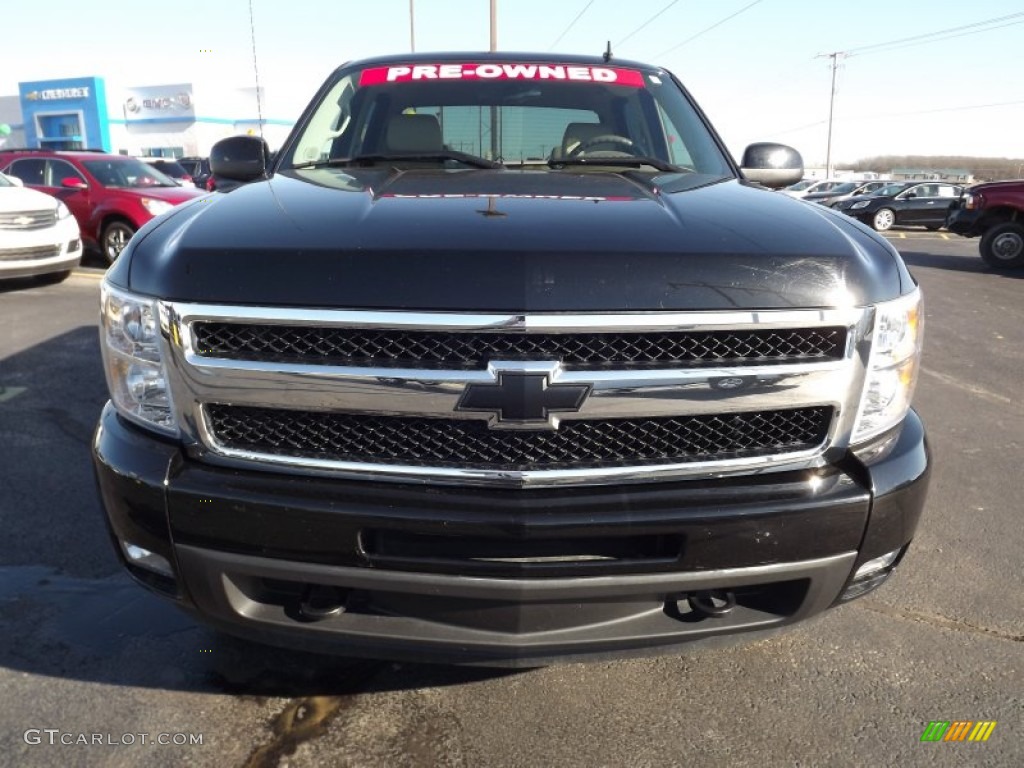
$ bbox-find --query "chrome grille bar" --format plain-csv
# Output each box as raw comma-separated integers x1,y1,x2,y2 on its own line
162,303,872,488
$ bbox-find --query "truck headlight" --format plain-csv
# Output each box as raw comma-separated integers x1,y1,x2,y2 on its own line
100,282,178,435
852,289,923,444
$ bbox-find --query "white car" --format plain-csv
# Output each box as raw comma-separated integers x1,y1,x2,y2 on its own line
0,172,82,281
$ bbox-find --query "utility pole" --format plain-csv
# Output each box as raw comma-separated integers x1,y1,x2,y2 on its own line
409,0,415,52
818,51,845,178
490,0,498,51
489,0,499,159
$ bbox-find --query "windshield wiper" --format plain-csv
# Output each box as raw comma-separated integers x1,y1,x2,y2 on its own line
294,150,502,170
548,156,686,173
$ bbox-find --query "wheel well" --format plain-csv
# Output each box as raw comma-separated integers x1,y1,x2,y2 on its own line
977,206,1021,230
101,215,137,237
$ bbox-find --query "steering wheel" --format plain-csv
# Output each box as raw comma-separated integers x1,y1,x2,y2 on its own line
567,134,638,157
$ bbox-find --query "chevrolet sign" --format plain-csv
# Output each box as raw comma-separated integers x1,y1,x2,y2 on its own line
25,87,90,101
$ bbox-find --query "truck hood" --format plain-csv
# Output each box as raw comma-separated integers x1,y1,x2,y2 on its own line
118,168,910,311
969,179,1023,195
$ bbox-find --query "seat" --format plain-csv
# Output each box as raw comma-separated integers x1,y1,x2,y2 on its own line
384,114,443,153
558,122,616,157
88,163,121,186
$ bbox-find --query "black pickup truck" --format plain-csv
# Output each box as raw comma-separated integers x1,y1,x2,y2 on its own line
92,53,929,666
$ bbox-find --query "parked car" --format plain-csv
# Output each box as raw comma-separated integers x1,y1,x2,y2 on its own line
801,181,861,206
832,181,963,231
946,180,1024,269
0,171,82,281
816,180,890,208
177,156,213,190
139,158,193,187
0,149,205,262
782,179,816,194
781,179,845,199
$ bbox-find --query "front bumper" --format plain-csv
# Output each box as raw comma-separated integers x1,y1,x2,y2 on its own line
93,403,930,665
0,227,82,279
945,207,984,237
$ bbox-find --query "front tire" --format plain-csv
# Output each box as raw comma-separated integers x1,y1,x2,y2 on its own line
102,221,136,264
979,222,1024,269
872,208,895,231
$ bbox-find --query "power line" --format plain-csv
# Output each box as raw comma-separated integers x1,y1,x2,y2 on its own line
548,0,596,50
769,99,1024,137
846,11,1024,56
850,19,1024,58
770,119,828,137
654,0,764,59
858,99,1024,120
616,0,680,48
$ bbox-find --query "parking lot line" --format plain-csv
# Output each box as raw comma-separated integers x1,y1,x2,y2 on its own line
72,269,105,280
921,367,1014,408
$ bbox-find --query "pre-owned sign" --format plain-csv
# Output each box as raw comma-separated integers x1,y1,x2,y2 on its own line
359,64,646,88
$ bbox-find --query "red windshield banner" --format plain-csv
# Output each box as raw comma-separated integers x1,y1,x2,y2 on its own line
359,64,646,88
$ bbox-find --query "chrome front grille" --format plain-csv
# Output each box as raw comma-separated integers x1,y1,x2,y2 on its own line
0,209,58,230
193,322,847,369
206,404,833,470
165,304,872,487
0,245,62,262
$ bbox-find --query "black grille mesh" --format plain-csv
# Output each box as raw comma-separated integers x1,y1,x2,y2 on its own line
206,405,831,471
193,323,846,369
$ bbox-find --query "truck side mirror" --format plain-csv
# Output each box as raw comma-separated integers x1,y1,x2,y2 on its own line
740,143,803,189
210,135,271,183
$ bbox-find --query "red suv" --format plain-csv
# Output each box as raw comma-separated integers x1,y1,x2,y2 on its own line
0,149,205,263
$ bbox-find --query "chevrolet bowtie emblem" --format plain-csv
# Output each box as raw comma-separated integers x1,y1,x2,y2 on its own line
457,370,591,430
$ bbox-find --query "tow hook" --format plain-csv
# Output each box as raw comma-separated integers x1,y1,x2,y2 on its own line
297,584,348,621
687,590,736,617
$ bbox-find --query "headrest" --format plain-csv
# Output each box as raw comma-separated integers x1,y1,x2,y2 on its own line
561,122,613,155
386,114,443,153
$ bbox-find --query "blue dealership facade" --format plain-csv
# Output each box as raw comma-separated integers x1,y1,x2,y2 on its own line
18,77,111,151
4,75,292,156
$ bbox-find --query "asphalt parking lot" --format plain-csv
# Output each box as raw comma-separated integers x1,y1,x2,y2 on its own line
0,230,1021,768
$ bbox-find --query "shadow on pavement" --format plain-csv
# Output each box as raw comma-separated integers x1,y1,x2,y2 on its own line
0,327,522,699
899,248,1024,279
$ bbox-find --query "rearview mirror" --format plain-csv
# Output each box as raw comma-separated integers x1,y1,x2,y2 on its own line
210,135,271,183
739,143,803,189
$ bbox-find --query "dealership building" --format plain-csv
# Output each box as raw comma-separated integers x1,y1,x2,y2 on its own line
0,75,294,157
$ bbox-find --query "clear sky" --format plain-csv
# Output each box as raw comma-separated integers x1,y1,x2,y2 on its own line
4,0,1023,166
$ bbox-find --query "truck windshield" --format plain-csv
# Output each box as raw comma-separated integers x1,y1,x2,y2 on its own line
281,61,733,176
